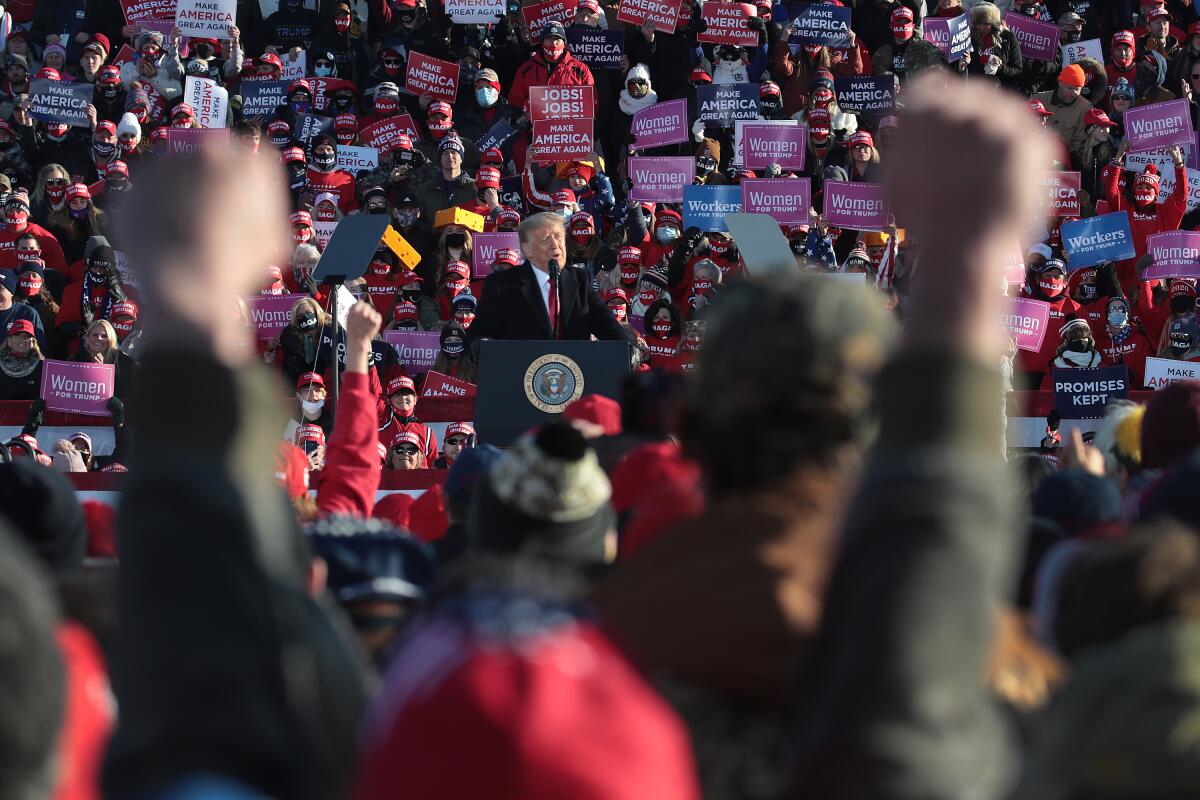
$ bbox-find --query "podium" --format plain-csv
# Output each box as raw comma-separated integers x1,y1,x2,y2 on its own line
475,340,632,446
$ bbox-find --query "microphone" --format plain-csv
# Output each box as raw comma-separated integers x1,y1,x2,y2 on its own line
548,259,560,338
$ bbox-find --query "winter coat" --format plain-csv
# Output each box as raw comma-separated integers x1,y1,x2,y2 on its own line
1103,159,1188,296
871,34,944,84
967,27,1024,89
314,371,381,518
410,169,476,233
1035,89,1092,158
0,351,42,400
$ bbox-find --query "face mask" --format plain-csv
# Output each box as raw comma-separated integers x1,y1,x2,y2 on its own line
299,397,325,418
297,312,318,330
684,337,701,351
313,151,336,170
893,24,914,41
402,289,421,302
609,303,626,322
1039,275,1066,296
651,321,672,336
45,184,65,204
442,336,465,356
620,266,639,285
1064,30,1082,42
804,45,822,58
93,140,116,158
1108,310,1128,328
290,99,311,114
4,209,27,228
707,239,730,256
69,206,89,219
455,311,475,327
1171,333,1192,354
370,260,391,275
112,319,134,338
100,84,120,100
639,288,657,305
288,165,307,185
476,87,498,107
656,226,679,244
395,209,418,227
445,279,468,294
376,96,399,114
293,228,311,245
693,276,713,293
543,40,566,61
760,98,781,115
1067,339,1090,352
335,16,351,33
315,64,333,77
1135,188,1157,205
697,156,716,174
445,232,466,248
46,124,68,141
16,248,38,261
570,231,591,246
811,126,831,141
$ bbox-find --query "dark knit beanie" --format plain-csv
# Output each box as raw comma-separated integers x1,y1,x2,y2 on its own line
1141,382,1200,470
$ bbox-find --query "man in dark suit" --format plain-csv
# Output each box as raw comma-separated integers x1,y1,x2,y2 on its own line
467,212,630,342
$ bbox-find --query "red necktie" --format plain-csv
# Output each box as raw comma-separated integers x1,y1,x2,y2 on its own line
548,274,559,339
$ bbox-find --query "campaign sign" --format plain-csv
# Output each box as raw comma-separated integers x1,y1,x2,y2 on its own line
698,2,758,47
40,360,114,416
566,28,623,70
280,50,306,81
248,293,306,338
1000,238,1027,285
741,123,806,170
383,330,441,371
696,83,759,126
682,184,742,232
741,177,811,224
184,76,228,128
422,370,477,398
921,13,969,61
630,98,688,150
121,0,176,22
309,77,356,113
1157,167,1200,212
1061,37,1102,66
530,118,593,162
1052,366,1129,420
406,52,460,100
1144,356,1200,389
166,127,230,154
1126,99,1195,151
1044,171,1081,216
1002,297,1051,353
476,116,518,154
523,0,580,33
337,145,380,173
175,0,235,36
1003,13,1058,61
629,156,693,202
499,175,526,214
360,114,420,151
616,0,682,33
1061,212,1136,269
528,85,594,121
239,78,288,117
788,3,851,47
111,44,137,67
1145,230,1200,280
473,231,521,278
28,79,93,127
446,0,505,23
834,75,893,114
294,112,334,146
822,181,888,230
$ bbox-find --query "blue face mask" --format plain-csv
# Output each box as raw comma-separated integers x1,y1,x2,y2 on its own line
314,65,333,76
475,87,498,107
656,226,679,244
290,99,311,113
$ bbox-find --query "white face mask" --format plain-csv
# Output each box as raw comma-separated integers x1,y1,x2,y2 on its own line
299,397,325,419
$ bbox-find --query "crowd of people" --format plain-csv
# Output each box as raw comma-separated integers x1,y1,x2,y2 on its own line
6,0,1200,798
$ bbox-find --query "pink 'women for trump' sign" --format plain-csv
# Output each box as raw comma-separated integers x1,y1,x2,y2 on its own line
741,123,806,170
40,360,114,416
1125,99,1195,151
822,181,889,230
741,178,811,224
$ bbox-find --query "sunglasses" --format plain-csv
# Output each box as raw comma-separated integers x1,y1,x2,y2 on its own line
45,178,66,187
444,437,467,446
393,445,420,455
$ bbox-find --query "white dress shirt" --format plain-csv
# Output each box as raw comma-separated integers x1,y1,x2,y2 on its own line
534,265,553,320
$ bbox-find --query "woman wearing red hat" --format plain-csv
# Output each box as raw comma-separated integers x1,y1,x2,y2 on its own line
377,375,438,464
385,430,427,470
46,182,105,266
644,298,682,369
433,260,472,325
0,318,43,400
1077,107,1119,205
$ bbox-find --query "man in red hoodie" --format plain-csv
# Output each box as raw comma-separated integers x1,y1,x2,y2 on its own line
507,21,595,170
1016,257,1081,384
0,192,66,271
1107,29,1138,87
1102,142,1188,297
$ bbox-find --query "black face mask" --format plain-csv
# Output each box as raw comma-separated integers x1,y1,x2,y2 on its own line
289,165,307,185
366,201,388,214
100,85,120,100
790,240,805,254
760,99,781,116
334,95,355,111
442,336,464,356
697,156,716,174
313,151,337,170
194,44,213,59
1064,30,1082,42
298,312,318,330
1172,295,1196,315
445,233,466,248
1171,334,1192,354
1067,339,1090,352
402,289,422,302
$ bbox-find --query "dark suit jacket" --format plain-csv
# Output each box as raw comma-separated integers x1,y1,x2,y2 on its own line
467,261,629,343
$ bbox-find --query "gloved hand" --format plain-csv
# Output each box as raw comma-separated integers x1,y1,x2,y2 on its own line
106,269,126,302
25,397,46,434
679,225,704,253
692,118,706,142
766,162,781,178
108,396,126,428
747,15,766,32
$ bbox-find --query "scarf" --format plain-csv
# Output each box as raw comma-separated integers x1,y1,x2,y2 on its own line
1056,349,1101,368
618,87,658,115
0,349,38,378
80,271,117,324
1109,323,1134,347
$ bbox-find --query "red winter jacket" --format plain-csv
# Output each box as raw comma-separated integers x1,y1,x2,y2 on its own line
506,51,595,171
377,405,439,465
1096,325,1154,388
315,371,382,518
1015,289,1081,375
0,222,67,271
1103,159,1188,296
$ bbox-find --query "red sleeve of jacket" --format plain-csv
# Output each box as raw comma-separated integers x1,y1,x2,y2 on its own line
1161,161,1189,228
316,371,381,518
1102,159,1125,210
369,0,394,29
56,283,82,325
36,229,67,271
508,61,533,113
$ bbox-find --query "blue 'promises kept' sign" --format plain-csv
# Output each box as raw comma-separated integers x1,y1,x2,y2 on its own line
1052,366,1130,420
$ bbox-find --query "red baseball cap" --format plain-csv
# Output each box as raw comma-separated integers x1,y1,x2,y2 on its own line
6,319,34,336
445,422,475,439
291,211,313,228
387,375,417,395
493,248,521,266
297,371,325,390
553,189,576,206
296,424,325,445
391,430,423,449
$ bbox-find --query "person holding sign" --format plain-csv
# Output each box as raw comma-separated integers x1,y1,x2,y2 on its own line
1103,142,1187,293
870,8,944,85
0,318,43,401
507,22,595,169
